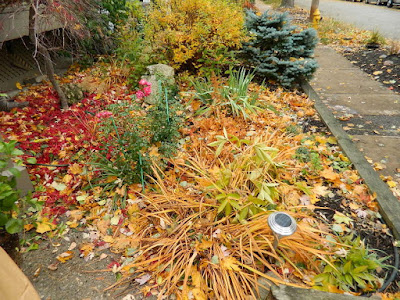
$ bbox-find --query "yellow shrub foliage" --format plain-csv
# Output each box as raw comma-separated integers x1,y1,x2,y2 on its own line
145,0,246,72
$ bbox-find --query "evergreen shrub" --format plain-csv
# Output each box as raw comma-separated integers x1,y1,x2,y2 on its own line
241,10,318,87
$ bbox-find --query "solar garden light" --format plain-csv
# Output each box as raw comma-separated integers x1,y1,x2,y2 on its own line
267,212,297,250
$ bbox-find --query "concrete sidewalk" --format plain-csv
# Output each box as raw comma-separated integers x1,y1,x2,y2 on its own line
311,46,400,181
303,45,400,240
254,0,400,240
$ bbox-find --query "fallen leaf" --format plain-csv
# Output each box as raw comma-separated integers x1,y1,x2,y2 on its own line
321,168,339,181
221,256,240,271
36,220,56,234
68,242,77,251
48,262,59,271
56,251,74,263
69,163,83,175
135,273,151,285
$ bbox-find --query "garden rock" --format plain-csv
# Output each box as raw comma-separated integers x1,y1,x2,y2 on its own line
141,64,175,105
383,60,394,66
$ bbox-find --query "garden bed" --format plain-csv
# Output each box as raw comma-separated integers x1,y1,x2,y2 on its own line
0,2,399,300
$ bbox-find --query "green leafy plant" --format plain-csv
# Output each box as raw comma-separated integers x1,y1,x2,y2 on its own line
241,10,318,87
295,146,322,172
205,130,284,222
193,68,259,119
0,141,25,234
89,81,182,203
115,1,152,88
313,234,386,292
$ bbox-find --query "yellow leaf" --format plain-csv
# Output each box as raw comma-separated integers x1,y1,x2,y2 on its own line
24,224,34,231
312,185,330,197
69,163,83,175
56,251,74,263
66,221,79,228
16,82,22,89
321,168,339,181
63,174,73,184
196,240,213,251
387,180,397,188
221,256,240,271
106,176,118,183
36,221,56,234
191,288,207,300
327,137,337,144
80,244,94,257
103,235,114,243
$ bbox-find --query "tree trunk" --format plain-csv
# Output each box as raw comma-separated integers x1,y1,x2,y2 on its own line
28,3,68,110
309,0,320,22
281,0,294,7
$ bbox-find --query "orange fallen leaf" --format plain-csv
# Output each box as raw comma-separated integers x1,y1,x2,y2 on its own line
321,168,339,181
69,163,83,175
24,224,34,231
56,251,74,263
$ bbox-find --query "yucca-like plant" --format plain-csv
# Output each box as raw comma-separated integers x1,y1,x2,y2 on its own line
192,68,260,118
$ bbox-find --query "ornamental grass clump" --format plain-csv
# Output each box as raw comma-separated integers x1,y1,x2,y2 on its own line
241,10,318,87
114,133,335,299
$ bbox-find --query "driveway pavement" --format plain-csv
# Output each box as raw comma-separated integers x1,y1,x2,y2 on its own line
295,0,400,40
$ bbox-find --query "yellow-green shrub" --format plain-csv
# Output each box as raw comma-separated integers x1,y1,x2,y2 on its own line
145,0,246,73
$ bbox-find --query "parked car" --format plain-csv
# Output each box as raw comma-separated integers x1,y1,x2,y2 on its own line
387,0,400,7
365,0,388,4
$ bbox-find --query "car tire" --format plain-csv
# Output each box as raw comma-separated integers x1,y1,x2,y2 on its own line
387,0,393,6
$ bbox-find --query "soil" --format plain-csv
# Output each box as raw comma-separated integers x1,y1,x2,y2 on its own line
342,48,400,95
19,229,153,300
315,191,400,293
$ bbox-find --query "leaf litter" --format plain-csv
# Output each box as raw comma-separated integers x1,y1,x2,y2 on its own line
0,62,398,298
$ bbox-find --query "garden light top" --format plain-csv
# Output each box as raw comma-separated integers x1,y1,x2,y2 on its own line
268,212,297,237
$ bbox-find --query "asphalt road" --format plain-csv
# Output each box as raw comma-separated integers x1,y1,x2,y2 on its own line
294,0,400,40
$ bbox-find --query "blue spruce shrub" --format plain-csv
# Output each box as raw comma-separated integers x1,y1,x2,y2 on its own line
241,10,318,87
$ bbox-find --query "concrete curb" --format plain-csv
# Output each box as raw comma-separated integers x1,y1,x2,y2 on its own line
301,80,400,240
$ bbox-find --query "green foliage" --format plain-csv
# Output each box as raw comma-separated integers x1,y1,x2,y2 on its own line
207,131,282,222
0,141,24,234
144,0,246,74
193,68,259,119
115,1,152,87
241,10,318,87
366,30,386,47
313,235,386,292
89,82,182,201
295,147,322,171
